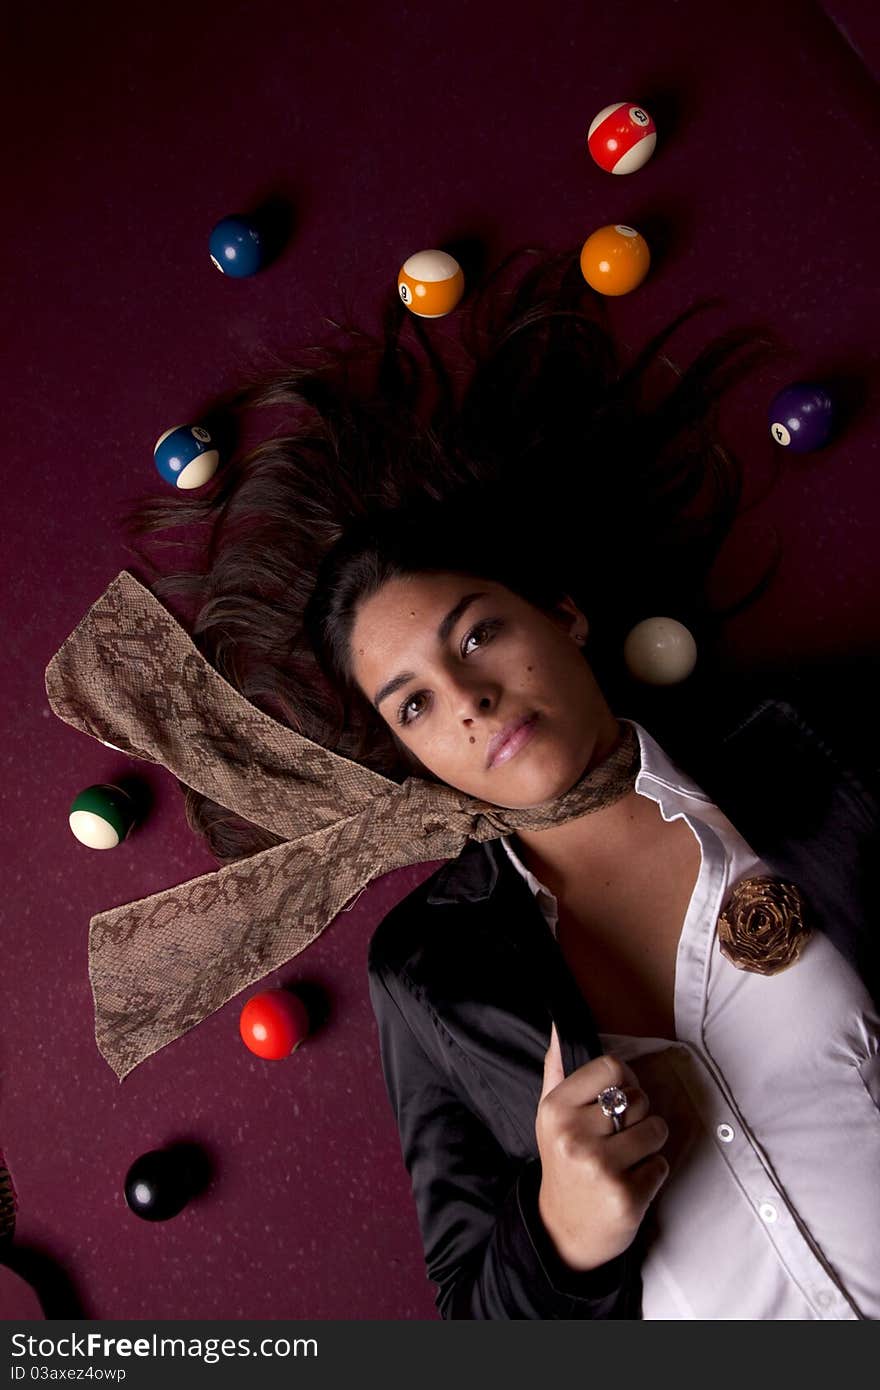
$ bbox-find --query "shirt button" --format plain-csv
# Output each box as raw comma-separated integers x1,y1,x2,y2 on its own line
758,1201,778,1223
716,1123,735,1143
816,1291,834,1308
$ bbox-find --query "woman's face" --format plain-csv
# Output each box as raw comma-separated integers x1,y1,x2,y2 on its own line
349,571,621,807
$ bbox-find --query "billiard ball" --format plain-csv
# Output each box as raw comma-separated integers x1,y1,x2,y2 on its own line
154,423,220,489
69,784,136,849
124,1149,195,1222
209,214,266,277
768,383,836,453
397,250,465,318
588,102,657,174
623,617,697,685
580,224,651,296
239,989,310,1060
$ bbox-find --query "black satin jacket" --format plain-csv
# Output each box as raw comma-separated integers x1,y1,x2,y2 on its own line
366,696,880,1319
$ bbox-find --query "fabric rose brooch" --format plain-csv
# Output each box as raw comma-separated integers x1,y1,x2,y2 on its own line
717,876,814,976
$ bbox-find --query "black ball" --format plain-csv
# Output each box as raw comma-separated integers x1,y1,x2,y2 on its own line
124,1148,195,1222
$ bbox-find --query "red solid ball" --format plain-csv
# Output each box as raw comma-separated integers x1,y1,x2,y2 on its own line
239,989,310,1059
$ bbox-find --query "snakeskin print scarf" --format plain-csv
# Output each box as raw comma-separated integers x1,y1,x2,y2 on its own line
44,570,642,1083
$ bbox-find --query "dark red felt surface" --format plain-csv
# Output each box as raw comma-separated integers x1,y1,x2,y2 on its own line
3,0,879,1319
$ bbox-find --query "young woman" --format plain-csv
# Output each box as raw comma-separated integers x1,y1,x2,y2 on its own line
122,247,880,1319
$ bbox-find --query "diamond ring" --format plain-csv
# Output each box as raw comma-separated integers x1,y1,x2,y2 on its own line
596,1084,629,1133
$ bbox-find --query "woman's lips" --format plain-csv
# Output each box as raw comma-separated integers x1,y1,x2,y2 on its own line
488,713,539,768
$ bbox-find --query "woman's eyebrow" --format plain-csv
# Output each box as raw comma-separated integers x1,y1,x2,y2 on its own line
372,591,489,711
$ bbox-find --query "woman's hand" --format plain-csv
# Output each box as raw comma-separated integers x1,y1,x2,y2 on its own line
535,1021,670,1272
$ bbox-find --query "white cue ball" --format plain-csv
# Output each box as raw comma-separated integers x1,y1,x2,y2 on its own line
623,617,698,685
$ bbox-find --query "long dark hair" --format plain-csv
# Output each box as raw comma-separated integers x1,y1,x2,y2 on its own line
120,244,785,864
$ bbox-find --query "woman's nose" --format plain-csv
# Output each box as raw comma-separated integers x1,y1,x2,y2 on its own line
450,678,493,717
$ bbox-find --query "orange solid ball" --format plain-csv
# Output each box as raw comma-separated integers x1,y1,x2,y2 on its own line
579,224,650,296
397,249,465,318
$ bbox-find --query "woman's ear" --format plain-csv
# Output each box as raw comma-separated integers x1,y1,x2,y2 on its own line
553,594,589,645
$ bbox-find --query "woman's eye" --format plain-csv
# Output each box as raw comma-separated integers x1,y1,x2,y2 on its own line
396,620,500,727
462,621,493,656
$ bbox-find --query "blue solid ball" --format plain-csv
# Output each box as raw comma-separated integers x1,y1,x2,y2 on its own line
768,383,836,453
154,423,220,489
208,214,266,277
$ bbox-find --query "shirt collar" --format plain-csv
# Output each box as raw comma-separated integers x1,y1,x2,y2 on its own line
625,716,715,814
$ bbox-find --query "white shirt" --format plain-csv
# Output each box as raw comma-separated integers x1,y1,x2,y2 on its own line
499,717,880,1319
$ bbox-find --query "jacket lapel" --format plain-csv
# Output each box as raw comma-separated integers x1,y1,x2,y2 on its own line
426,840,626,1079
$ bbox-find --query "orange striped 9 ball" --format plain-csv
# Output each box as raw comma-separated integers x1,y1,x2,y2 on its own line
397,250,465,318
